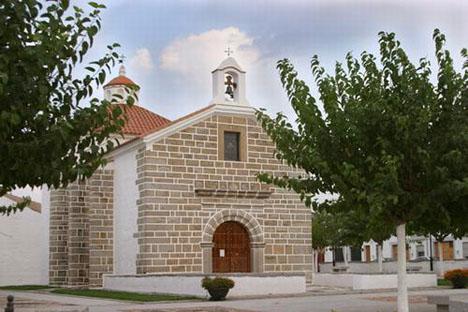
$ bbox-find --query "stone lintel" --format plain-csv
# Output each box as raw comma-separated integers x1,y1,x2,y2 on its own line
195,188,271,199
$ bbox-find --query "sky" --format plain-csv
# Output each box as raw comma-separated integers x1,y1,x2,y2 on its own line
12,0,468,200
78,0,468,121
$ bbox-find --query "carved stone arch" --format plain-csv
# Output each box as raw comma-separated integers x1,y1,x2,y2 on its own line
201,209,265,273
202,209,264,244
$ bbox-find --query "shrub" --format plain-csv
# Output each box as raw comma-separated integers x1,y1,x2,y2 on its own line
201,277,235,301
444,269,468,289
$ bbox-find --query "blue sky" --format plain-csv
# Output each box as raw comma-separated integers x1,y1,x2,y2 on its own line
84,0,467,121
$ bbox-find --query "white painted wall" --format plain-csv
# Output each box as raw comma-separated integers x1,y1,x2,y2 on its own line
104,273,306,297
0,192,49,286
313,273,437,290
323,235,468,263
320,259,468,275
312,273,354,288
113,149,139,275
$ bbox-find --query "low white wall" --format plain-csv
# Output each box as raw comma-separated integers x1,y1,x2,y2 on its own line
319,259,468,276
313,273,437,290
313,273,354,288
103,273,306,297
0,192,49,286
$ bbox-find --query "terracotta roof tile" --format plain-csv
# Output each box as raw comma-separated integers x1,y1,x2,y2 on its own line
109,104,221,155
113,104,171,136
139,104,215,137
104,75,138,87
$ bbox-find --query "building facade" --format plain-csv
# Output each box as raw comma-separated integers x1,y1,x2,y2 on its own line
324,235,468,264
49,57,313,287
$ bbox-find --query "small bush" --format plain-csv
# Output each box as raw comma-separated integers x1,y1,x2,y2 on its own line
202,277,235,289
443,269,468,289
201,277,235,301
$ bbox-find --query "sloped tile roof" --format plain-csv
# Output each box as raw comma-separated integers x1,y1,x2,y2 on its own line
114,104,171,135
104,75,138,87
140,104,215,137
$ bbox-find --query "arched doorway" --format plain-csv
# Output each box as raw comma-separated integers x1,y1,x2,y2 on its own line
212,221,251,273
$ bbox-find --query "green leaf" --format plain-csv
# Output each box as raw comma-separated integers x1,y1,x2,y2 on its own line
0,0,122,215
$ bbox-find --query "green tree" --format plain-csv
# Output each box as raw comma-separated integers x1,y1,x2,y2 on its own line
316,205,393,270
366,217,394,272
411,202,465,276
340,203,394,271
256,30,467,312
311,211,331,272
0,1,134,215
311,211,349,270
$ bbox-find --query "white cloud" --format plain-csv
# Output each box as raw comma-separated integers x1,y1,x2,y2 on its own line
160,27,260,85
130,48,154,73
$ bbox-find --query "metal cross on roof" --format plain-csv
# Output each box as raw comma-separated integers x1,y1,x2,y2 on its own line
224,47,234,57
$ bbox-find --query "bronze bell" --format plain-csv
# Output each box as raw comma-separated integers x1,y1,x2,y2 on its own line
225,75,236,99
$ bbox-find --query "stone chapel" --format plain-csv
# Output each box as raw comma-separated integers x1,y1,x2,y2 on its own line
49,57,313,289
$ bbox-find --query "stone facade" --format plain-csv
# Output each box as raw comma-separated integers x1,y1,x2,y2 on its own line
135,113,313,281
49,169,114,287
49,57,313,288
49,111,314,287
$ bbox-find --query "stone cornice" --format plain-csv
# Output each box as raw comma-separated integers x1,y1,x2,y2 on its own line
143,103,256,146
106,104,256,159
194,188,272,199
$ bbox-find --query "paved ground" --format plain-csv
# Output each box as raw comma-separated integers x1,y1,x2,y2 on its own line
1,288,467,312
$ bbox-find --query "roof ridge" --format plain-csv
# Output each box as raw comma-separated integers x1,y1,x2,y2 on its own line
138,104,215,138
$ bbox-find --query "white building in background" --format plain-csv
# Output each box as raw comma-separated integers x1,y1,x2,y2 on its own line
324,235,468,264
0,192,49,286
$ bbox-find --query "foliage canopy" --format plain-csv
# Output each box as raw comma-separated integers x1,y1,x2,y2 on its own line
257,29,467,236
0,0,134,214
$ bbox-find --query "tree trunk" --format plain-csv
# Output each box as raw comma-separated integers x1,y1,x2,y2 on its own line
317,252,321,273
343,247,349,267
397,223,409,312
438,241,444,277
314,250,319,273
378,244,383,273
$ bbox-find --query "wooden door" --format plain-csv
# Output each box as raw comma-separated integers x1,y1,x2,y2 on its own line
334,248,344,262
445,242,454,260
434,242,454,260
365,245,371,262
392,244,398,260
318,250,325,263
350,247,362,261
213,221,251,273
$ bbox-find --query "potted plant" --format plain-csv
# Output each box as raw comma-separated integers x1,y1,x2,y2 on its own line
444,269,468,289
201,276,235,301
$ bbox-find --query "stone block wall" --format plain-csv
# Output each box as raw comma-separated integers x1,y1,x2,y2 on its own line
136,113,313,281
50,111,314,286
49,188,69,286
88,169,114,287
49,168,114,287
66,181,89,286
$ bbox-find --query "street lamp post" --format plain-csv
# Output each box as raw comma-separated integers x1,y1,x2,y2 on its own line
429,235,433,271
